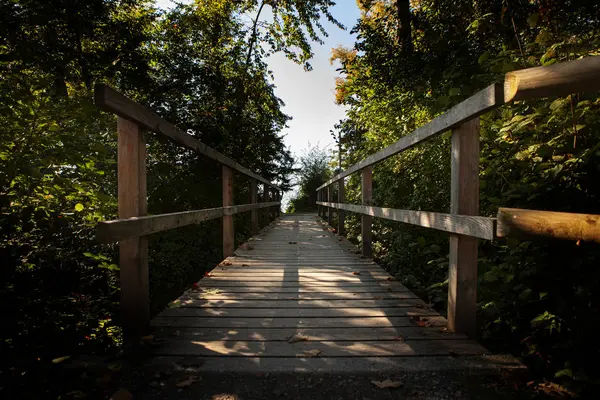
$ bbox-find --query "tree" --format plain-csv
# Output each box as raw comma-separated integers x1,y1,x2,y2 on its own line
287,144,330,212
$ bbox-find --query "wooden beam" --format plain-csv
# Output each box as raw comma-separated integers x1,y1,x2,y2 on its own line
362,167,373,258
504,56,600,102
327,185,333,226
316,202,494,240
338,178,346,236
97,202,280,243
94,84,280,191
317,84,502,190
250,179,258,234
262,183,269,228
497,207,600,243
448,117,480,338
222,166,234,258
117,117,149,343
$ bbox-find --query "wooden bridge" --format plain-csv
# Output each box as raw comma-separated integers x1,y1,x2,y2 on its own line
95,57,600,374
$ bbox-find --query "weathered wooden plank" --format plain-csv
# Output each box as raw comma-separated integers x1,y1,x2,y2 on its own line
327,185,333,225
317,84,502,190
152,339,485,357
117,117,149,342
151,315,447,329
157,306,437,318
182,293,420,302
96,202,280,243
153,327,466,341
222,165,234,258
94,84,280,189
316,202,494,240
170,299,427,309
448,117,480,338
497,207,600,243
202,275,386,282
504,56,600,102
187,286,411,293
361,167,373,257
196,281,409,288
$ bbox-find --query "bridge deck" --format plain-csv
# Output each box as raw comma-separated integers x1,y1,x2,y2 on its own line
150,214,521,373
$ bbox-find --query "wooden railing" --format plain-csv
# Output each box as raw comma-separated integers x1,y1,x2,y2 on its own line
316,57,600,338
94,84,282,343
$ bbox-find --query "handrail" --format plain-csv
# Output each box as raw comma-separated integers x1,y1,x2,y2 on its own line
318,56,600,190
94,85,283,344
95,84,281,191
316,56,600,338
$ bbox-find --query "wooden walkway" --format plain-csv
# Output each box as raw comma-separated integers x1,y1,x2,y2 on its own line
150,214,522,373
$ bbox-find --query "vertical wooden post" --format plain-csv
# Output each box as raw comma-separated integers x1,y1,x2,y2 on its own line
327,184,333,226
222,165,234,258
361,167,373,258
117,117,149,343
338,178,345,236
262,183,269,227
448,117,480,338
276,190,281,217
250,178,258,234
317,189,321,217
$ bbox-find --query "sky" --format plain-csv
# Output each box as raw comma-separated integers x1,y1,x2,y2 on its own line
154,0,360,153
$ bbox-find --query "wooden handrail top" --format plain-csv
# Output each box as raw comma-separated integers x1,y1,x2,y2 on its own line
317,201,495,240
317,56,600,190
94,84,281,191
97,201,281,243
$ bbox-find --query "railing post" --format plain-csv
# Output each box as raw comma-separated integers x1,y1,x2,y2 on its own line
222,165,234,258
117,117,149,344
317,189,321,217
327,185,333,226
262,183,269,227
250,178,258,234
338,178,345,236
276,190,281,217
448,117,480,338
361,167,373,258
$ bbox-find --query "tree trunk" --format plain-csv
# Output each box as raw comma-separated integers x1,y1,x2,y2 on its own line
396,0,413,54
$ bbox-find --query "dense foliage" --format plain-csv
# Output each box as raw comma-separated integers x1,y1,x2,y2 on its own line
286,144,330,213
0,0,340,396
328,0,600,390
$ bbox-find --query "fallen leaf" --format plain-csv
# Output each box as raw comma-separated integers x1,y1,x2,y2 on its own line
108,362,122,372
52,355,71,364
287,334,309,343
204,272,211,277
352,271,361,276
203,288,221,295
393,336,405,341
288,241,297,244
373,296,383,300
141,335,154,341
176,376,200,388
241,264,250,267
298,349,321,357
109,388,132,400
371,379,403,389
386,277,396,281
220,261,232,266
413,303,425,309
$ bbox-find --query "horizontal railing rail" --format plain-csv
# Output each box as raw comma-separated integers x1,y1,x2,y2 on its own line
316,56,600,338
94,84,282,345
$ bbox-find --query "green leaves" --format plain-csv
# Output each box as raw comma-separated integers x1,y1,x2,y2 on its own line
74,203,84,212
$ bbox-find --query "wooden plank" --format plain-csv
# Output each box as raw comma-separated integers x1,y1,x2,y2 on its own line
182,292,420,301
151,316,447,329
338,178,345,236
504,56,600,102
316,202,494,240
170,299,427,309
153,327,466,341
222,165,234,258
250,178,258,234
157,306,438,318
497,207,600,243
117,117,149,342
448,117,480,338
152,339,485,357
196,281,409,288
185,287,411,293
96,202,279,243
94,84,280,190
361,167,373,257
317,84,502,190
202,275,388,282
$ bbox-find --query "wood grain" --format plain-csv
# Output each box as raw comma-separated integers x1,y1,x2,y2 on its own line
361,167,373,257
222,165,234,258
448,117,480,338
497,207,600,243
117,117,149,342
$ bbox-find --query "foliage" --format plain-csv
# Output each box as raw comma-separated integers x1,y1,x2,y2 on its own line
287,144,330,213
330,0,600,390
0,0,340,396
